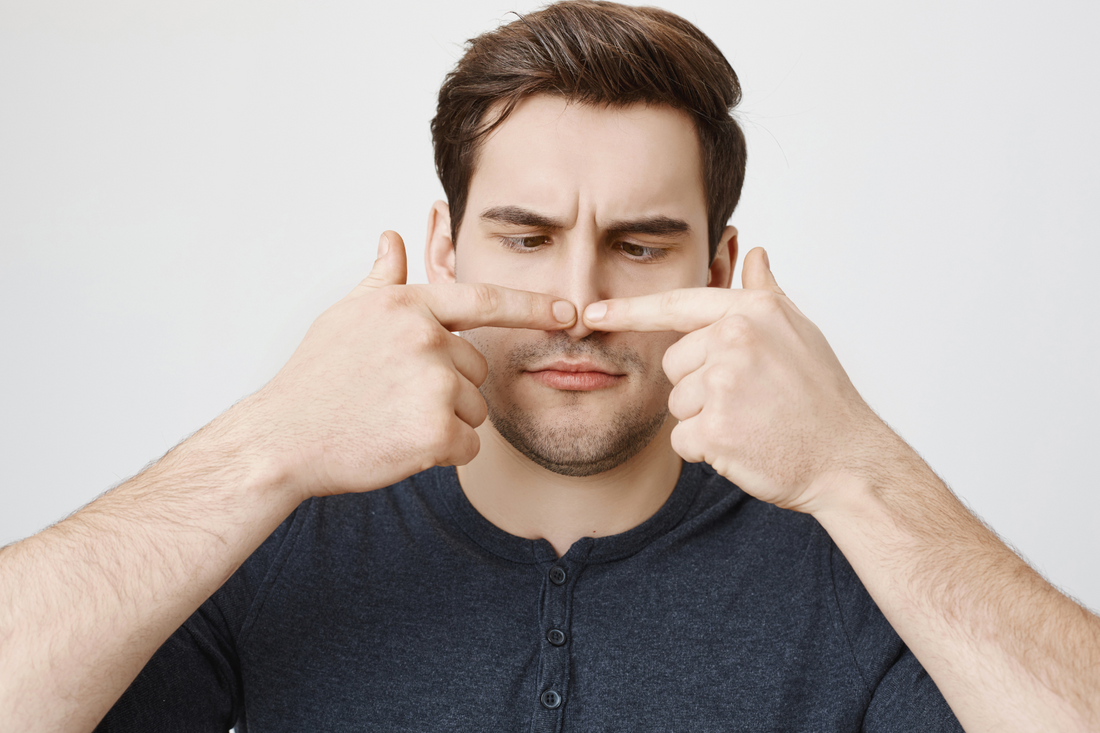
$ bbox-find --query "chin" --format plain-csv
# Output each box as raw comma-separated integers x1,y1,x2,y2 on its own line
486,398,670,477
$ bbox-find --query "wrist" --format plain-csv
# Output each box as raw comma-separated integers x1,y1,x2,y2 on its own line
163,391,307,516
802,425,934,521
805,429,969,569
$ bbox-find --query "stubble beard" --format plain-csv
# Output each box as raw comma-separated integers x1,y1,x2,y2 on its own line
469,331,672,478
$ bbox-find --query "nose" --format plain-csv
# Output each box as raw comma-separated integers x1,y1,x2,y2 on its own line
552,237,606,340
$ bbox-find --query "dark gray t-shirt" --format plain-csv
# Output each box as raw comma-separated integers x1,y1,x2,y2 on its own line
97,462,962,732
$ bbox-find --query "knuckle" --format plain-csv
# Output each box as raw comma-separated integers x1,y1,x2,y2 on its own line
702,365,737,392
669,425,688,454
470,393,489,427
701,409,737,446
747,289,784,317
661,342,689,382
667,385,686,418
661,288,687,311
717,314,753,342
660,349,677,383
425,414,459,456
421,364,458,397
441,368,465,396
408,322,448,351
376,284,413,310
450,428,480,466
470,356,489,387
662,349,676,380
456,341,490,385
470,283,502,315
745,288,770,307
670,422,703,462
470,385,488,420
760,292,782,314
760,289,781,306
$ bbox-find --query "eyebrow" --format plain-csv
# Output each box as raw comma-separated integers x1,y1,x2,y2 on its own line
480,205,691,239
480,205,566,230
605,215,691,238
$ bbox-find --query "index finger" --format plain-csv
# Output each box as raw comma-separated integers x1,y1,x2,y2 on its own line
413,283,577,331
582,288,744,332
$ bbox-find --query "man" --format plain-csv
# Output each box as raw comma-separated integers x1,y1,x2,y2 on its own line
1,1,1097,731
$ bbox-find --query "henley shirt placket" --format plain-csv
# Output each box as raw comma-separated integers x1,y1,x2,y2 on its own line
531,547,590,733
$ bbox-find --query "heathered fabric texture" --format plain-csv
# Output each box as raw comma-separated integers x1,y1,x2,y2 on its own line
97,462,963,732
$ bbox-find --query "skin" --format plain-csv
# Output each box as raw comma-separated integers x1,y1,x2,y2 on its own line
0,92,1097,732
584,269,1100,730
424,96,735,555
432,95,1100,729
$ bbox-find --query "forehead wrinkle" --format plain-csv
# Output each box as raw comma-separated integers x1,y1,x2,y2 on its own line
481,205,692,242
468,98,706,245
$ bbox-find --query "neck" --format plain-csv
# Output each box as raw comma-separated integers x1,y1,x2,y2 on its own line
456,416,683,557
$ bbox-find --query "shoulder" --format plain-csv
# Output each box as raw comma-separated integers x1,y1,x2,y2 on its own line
207,469,447,634
676,462,830,559
679,465,895,651
251,468,454,573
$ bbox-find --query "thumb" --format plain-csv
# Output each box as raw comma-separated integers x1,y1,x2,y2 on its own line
349,231,409,298
741,247,785,296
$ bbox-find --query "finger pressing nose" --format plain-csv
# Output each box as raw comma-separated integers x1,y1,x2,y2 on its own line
562,303,597,339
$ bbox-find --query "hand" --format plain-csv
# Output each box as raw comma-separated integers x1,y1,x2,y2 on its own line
236,231,577,501
582,247,888,514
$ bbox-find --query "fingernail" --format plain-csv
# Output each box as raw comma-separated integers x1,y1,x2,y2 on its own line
762,248,770,269
552,300,575,324
585,302,608,322
377,233,390,259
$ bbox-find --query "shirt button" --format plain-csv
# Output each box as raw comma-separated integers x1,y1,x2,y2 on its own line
540,690,562,709
546,628,567,646
549,566,567,585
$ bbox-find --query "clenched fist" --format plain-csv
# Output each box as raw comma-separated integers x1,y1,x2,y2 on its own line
237,231,577,501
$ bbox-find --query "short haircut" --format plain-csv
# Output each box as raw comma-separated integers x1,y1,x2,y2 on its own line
431,0,747,262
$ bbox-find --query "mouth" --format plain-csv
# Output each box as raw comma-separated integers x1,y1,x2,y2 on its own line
525,359,626,392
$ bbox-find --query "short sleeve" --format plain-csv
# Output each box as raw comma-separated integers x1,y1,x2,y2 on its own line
827,539,964,732
861,646,965,733
94,503,309,732
93,608,239,732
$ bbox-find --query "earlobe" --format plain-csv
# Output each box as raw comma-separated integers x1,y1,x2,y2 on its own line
425,200,456,284
708,225,738,289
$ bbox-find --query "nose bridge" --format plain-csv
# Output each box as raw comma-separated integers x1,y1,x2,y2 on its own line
556,229,605,339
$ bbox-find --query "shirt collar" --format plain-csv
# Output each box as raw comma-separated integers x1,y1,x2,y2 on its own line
427,461,706,565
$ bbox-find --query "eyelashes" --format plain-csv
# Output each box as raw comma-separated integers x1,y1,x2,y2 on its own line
499,235,550,251
498,236,670,262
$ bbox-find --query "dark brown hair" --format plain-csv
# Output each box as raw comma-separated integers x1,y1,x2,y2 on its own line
431,0,747,261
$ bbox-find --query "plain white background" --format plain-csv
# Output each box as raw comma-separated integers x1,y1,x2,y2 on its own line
2,0,1098,613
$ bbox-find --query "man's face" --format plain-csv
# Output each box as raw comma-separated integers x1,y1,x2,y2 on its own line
437,95,727,476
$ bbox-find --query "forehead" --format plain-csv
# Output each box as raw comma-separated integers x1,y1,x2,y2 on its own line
465,95,707,230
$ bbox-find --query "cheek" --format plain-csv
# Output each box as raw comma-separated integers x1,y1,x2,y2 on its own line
455,247,522,289
461,327,525,375
618,264,710,298
630,332,681,385
460,328,499,360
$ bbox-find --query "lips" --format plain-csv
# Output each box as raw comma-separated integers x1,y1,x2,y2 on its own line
526,360,625,391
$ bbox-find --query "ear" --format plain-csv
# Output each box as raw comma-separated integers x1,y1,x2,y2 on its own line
707,225,738,289
425,200,456,284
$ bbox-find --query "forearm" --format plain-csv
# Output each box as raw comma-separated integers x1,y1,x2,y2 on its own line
812,433,1100,732
0,403,301,733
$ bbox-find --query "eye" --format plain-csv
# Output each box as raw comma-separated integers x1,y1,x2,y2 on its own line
500,235,550,251
617,241,668,261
